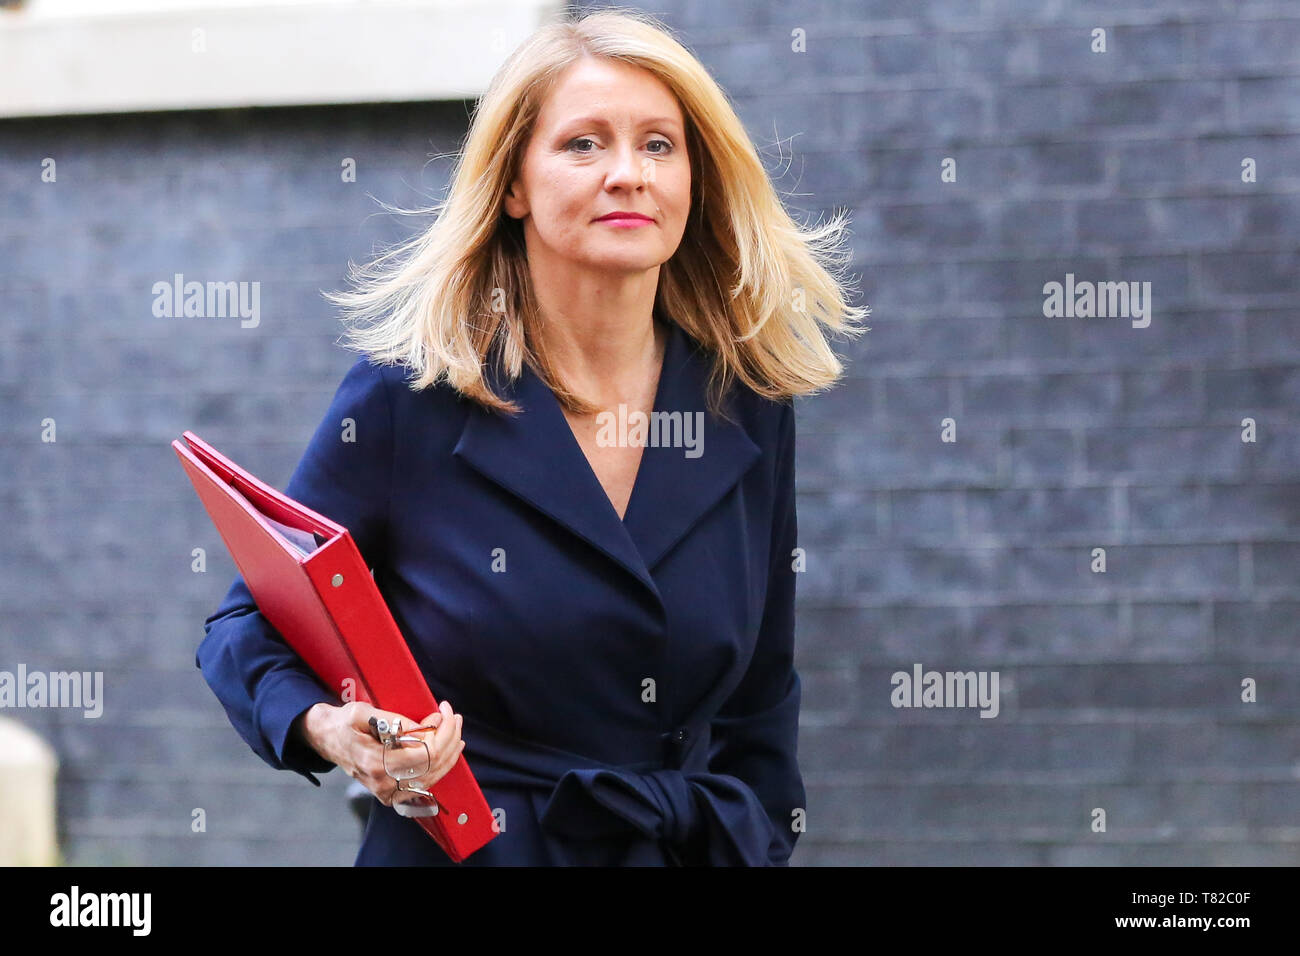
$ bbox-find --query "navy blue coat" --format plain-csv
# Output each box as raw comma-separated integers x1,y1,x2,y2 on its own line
198,318,806,865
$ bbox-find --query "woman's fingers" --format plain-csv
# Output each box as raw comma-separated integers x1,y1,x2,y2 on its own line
337,702,429,806
421,700,463,778
392,701,464,805
334,700,465,809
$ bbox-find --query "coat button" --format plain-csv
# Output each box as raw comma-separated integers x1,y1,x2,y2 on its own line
673,727,689,743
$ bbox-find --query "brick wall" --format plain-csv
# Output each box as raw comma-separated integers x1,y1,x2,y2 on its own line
1,0,1297,865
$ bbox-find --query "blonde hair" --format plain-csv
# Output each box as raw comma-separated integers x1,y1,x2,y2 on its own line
324,6,870,420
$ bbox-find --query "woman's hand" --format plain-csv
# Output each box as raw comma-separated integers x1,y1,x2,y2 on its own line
296,699,465,807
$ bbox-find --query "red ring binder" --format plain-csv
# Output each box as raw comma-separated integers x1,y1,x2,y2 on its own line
174,429,497,863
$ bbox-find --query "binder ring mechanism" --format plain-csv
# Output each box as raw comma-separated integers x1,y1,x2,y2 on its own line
369,715,442,819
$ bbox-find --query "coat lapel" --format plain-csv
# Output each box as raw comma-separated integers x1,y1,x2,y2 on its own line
453,320,762,606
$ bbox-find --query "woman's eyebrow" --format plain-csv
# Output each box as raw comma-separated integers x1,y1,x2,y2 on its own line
557,115,682,132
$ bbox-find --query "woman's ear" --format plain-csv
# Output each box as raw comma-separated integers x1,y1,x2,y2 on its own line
502,178,528,221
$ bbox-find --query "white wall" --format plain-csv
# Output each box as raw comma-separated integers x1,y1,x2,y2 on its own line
0,0,564,117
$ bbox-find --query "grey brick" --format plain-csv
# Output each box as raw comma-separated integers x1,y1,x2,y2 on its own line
857,146,948,196
838,88,987,144
800,667,858,720
1071,309,1238,365
1008,428,1075,481
1119,369,1203,421
964,372,1121,421
1078,197,1157,245
690,39,809,96
1048,844,1129,865
1004,312,1073,359
887,604,969,661
1111,139,1192,189
1044,723,1139,774
967,486,1113,537
1037,24,1186,80
856,201,989,255
854,0,995,24
1085,426,1247,478
859,841,1049,865
793,488,878,544
1204,366,1300,414
953,255,1109,310
864,34,940,76
1238,76,1300,128
1193,135,1300,189
1252,541,1300,588
967,602,1124,659
994,199,1073,249
732,92,839,151
1011,546,1087,599
1109,253,1194,308
1216,720,1300,769
887,488,959,539
1075,80,1226,131
1201,845,1300,865
1254,425,1300,476
1016,663,1300,711
849,544,1006,597
1214,600,1300,656
1204,482,1300,532
1129,602,1211,658
1203,250,1300,295
839,315,1003,367
853,260,949,306
1243,193,1300,242
993,83,1074,135
883,374,952,419
794,604,894,667
800,426,1002,489
65,834,358,867
1128,482,1209,531
795,375,876,434
927,142,1107,194
1100,543,1239,593
940,28,1038,78
1192,18,1300,72
785,148,871,205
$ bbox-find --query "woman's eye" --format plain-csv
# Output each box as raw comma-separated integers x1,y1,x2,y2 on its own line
565,137,674,154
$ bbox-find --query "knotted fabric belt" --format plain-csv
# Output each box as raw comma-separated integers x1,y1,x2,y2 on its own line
459,714,776,866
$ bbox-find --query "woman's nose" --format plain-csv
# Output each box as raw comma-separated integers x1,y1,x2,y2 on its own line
605,143,648,188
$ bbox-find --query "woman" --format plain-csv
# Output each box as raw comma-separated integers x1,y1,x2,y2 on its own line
198,8,868,866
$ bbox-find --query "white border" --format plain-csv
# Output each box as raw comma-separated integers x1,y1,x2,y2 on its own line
0,0,564,117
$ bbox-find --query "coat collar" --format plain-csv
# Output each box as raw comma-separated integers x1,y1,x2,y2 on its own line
452,319,761,605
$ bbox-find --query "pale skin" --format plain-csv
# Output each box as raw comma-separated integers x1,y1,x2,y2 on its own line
504,54,691,520
294,55,691,802
297,699,462,810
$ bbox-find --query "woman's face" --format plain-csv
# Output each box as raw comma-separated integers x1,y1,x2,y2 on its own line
504,56,692,278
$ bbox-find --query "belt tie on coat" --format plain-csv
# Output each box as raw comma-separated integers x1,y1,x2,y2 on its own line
457,714,776,866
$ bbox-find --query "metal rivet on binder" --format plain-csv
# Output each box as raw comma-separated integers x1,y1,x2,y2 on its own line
331,573,343,587
458,813,468,825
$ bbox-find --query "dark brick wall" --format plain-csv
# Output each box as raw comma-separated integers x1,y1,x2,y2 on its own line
0,103,478,865
2,0,1297,865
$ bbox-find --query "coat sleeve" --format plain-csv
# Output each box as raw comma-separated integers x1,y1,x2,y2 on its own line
707,398,807,864
196,356,394,786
